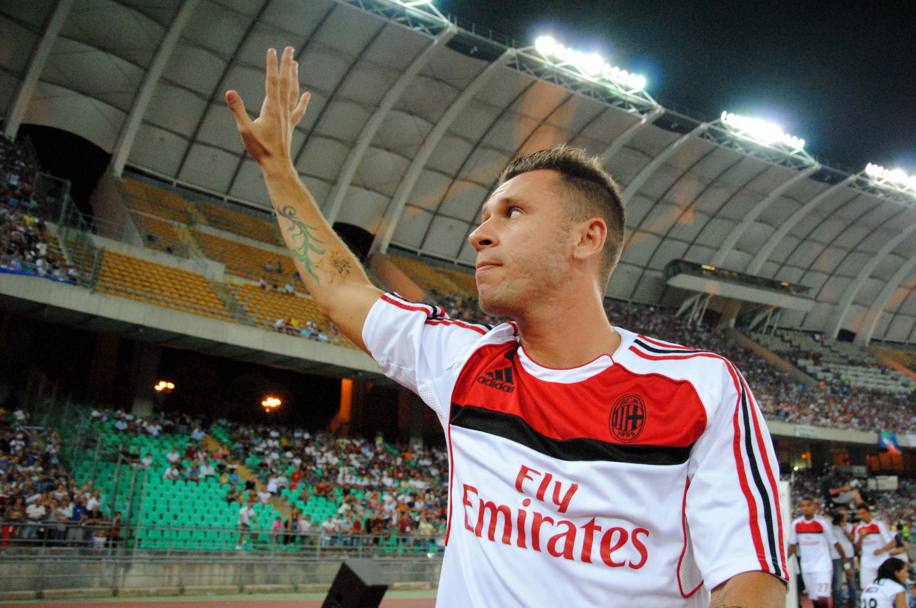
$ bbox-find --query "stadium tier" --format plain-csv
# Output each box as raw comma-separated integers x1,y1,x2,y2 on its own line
129,212,189,257
121,179,195,226
389,254,474,297
196,201,284,248
95,251,232,322
193,230,304,290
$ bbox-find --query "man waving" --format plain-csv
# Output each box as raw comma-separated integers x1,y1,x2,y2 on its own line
227,46,787,607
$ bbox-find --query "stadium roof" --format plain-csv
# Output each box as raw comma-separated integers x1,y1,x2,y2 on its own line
1,0,915,345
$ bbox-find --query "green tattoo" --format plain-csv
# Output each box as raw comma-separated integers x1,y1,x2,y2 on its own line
277,205,325,283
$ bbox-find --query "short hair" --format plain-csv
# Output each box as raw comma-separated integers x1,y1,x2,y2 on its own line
856,504,870,512
500,145,625,285
800,496,814,503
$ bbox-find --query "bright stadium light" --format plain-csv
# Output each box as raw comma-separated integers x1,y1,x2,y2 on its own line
865,163,916,193
153,380,175,393
393,0,434,6
720,111,806,151
261,395,282,413
534,35,647,91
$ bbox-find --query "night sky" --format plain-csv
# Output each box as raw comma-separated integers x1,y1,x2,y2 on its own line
439,0,916,174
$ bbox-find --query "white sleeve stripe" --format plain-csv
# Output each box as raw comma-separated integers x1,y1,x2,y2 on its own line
735,371,787,579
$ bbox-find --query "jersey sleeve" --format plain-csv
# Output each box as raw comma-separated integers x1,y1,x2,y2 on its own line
822,520,838,545
787,521,797,546
686,361,788,591
879,521,894,545
361,292,488,418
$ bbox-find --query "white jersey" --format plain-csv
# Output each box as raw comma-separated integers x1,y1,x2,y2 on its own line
859,578,905,608
832,523,853,560
789,516,836,573
363,293,788,607
854,519,894,570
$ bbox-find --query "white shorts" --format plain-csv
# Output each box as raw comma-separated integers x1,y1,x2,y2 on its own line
802,570,832,599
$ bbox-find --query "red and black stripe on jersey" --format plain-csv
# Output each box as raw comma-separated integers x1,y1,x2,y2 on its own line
628,337,787,580
380,292,493,335
449,340,709,466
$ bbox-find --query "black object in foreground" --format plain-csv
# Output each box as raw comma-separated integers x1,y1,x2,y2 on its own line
321,559,389,608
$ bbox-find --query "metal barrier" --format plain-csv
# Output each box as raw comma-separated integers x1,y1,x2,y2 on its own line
0,521,443,559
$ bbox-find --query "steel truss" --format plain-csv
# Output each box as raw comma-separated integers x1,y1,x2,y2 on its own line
340,0,451,36
702,120,816,170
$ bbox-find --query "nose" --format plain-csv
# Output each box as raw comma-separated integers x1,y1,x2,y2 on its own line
468,219,496,252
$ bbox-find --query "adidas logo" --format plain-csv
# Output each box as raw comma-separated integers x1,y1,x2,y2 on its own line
477,367,515,393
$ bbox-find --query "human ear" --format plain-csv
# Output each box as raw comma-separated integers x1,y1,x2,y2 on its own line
573,217,607,263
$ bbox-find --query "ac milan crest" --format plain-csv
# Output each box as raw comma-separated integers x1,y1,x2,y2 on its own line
609,394,646,443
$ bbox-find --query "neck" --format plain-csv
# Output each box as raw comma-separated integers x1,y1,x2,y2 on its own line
803,514,814,520
515,292,619,368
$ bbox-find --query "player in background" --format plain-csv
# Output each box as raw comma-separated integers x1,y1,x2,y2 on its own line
788,497,847,607
225,46,788,607
858,557,908,608
830,507,857,608
854,505,899,593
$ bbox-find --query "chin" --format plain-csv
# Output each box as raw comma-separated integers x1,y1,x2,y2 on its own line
477,292,513,319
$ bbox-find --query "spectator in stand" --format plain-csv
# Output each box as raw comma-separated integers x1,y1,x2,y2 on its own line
236,495,256,550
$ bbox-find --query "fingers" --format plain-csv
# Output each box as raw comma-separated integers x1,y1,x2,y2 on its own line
225,90,253,132
289,59,300,113
277,46,293,110
265,48,278,101
290,91,311,126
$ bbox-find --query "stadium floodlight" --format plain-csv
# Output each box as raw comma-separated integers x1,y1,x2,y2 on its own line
261,395,282,413
720,111,805,151
534,35,647,91
393,0,434,7
865,163,916,194
153,380,175,393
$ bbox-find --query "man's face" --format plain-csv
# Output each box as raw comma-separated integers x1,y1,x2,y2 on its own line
800,499,816,517
469,170,576,318
857,508,871,522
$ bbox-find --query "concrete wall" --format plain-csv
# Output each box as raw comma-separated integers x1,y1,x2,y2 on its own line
0,554,441,598
0,273,379,376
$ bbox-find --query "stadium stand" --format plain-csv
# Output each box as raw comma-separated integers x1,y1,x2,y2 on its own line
130,212,189,257
94,251,231,322
228,282,343,343
121,179,194,226
754,329,916,394
196,201,283,248
193,230,303,291
1,137,79,284
389,254,471,297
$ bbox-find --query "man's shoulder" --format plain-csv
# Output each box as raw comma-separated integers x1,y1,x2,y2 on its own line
617,330,738,390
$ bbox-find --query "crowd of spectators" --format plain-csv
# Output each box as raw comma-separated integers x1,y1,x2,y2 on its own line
272,318,333,343
0,137,79,284
223,421,447,544
0,409,121,548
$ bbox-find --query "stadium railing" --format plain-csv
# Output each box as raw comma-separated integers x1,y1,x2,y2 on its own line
0,521,443,558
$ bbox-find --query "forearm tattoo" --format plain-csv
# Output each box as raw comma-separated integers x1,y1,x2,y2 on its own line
277,205,325,283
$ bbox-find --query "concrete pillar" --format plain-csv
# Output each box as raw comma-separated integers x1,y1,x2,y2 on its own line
716,298,743,329
329,377,354,435
87,334,120,406
129,342,161,416
396,389,428,444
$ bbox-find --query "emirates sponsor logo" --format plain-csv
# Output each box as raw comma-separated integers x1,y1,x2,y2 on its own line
477,367,515,393
460,464,650,570
609,394,646,443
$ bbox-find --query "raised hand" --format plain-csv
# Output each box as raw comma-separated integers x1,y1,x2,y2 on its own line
226,46,310,176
